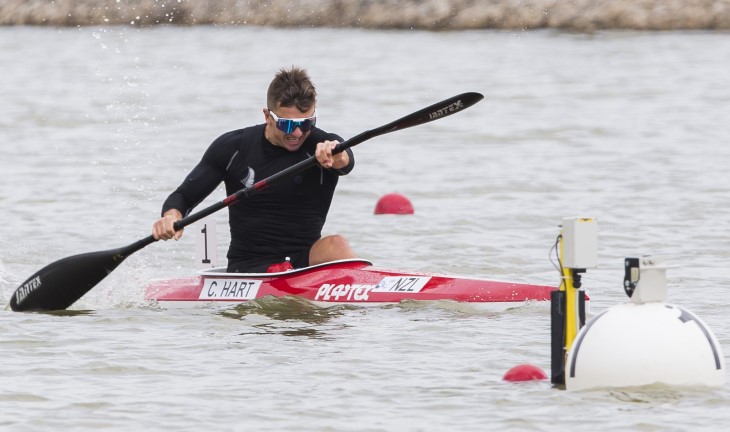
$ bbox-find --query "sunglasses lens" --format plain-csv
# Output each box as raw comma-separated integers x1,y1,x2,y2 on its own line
276,117,316,134
277,120,291,134
299,118,315,132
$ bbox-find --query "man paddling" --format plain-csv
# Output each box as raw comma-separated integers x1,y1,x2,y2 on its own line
152,66,356,273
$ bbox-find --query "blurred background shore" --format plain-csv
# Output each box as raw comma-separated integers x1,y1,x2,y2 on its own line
2,0,730,31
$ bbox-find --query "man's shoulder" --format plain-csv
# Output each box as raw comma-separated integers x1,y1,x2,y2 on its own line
207,124,265,153
215,124,265,143
203,124,265,163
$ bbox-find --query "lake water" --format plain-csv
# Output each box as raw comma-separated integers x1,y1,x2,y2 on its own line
1,25,730,430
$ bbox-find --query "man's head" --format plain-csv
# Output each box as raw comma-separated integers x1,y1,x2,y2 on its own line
267,66,317,112
264,66,318,152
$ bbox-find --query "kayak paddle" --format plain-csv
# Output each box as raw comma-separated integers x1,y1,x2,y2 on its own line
9,92,484,311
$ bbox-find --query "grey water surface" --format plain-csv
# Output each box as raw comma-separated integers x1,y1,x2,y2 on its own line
1,26,730,431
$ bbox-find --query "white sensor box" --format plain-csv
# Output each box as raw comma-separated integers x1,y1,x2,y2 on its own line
562,217,598,269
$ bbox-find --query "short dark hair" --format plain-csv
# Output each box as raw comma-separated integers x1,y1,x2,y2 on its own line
267,66,317,112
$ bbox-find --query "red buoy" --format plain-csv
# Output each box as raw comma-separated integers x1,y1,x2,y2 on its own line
502,364,547,382
374,193,414,215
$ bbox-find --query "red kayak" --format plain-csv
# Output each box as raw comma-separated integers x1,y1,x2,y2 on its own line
145,259,555,309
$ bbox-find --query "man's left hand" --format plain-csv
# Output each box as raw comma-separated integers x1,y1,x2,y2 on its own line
315,140,348,169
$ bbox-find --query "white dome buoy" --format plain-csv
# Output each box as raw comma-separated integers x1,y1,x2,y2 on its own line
565,256,725,391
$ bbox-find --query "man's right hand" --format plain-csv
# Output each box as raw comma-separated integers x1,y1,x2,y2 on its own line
153,209,184,240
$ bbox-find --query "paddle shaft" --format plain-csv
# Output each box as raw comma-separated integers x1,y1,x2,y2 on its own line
10,92,484,311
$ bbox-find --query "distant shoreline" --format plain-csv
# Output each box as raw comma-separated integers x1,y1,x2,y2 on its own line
2,0,730,31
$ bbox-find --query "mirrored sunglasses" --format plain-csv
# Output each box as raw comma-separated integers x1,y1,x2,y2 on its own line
269,110,317,134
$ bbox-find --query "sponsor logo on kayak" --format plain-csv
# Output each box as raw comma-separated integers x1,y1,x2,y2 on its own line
200,278,261,300
429,100,464,120
15,275,42,305
314,276,431,302
315,283,373,301
372,276,430,293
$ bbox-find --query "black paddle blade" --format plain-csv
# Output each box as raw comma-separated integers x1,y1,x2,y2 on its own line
9,247,130,312
335,92,485,153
